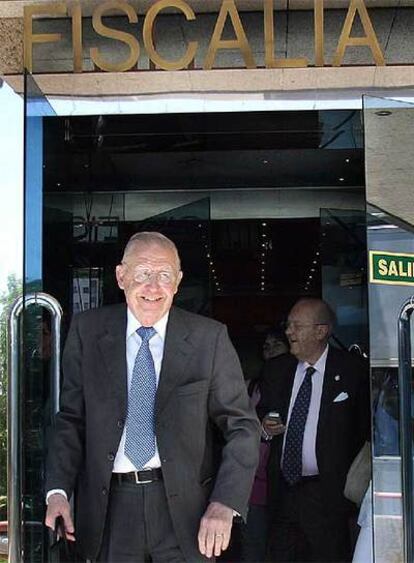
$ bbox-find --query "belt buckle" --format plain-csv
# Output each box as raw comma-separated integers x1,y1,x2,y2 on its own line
134,471,152,484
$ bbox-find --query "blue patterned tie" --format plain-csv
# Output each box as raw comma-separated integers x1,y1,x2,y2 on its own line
282,366,316,485
125,326,157,470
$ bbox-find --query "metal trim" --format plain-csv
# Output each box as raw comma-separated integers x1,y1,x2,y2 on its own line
398,295,414,563
7,292,62,563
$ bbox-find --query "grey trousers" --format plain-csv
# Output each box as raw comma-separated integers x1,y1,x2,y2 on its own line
96,477,185,563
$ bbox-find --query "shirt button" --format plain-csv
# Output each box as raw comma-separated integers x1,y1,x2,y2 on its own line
102,487,108,495
117,419,124,429
107,452,115,461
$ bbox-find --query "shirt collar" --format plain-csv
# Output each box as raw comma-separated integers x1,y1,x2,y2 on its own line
126,308,169,341
303,344,329,375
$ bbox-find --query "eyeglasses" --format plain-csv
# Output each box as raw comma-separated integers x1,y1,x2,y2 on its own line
281,321,327,331
124,265,177,287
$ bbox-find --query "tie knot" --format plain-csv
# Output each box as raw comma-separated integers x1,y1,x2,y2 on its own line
306,366,316,377
137,326,156,342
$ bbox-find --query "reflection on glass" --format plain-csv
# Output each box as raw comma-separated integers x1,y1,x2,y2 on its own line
364,95,414,563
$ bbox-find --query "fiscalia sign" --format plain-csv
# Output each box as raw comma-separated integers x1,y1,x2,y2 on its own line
24,0,385,73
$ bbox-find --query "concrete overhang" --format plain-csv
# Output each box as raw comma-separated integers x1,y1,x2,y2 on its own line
5,65,414,98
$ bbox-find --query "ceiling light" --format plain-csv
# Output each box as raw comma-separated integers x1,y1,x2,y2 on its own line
345,158,350,163
375,110,392,117
262,222,267,227
339,177,345,182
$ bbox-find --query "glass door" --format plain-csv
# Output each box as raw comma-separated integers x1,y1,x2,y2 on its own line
16,72,212,562
9,72,59,563
320,208,369,354
364,95,414,563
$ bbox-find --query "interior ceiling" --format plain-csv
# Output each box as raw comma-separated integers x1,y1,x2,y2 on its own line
43,109,364,192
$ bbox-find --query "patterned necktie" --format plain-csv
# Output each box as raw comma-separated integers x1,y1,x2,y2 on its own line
282,366,316,485
125,326,157,470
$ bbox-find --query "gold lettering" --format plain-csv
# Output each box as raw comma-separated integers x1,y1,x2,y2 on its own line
378,259,388,276
333,0,385,67
264,0,307,68
71,2,83,73
24,3,67,72
398,261,408,277
388,261,398,277
90,0,139,72
314,0,324,67
143,0,198,71
204,0,256,70
409,262,413,278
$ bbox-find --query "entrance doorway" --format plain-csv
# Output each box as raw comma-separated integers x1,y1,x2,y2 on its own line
8,73,414,562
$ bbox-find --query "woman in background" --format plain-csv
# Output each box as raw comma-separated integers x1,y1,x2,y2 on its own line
240,330,289,562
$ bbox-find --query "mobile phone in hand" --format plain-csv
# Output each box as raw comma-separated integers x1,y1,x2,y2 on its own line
267,411,282,424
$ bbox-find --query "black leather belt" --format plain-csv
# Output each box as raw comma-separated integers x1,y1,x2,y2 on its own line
112,468,163,485
301,475,319,483
283,474,320,487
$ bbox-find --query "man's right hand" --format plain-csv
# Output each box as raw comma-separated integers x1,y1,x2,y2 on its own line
45,493,75,541
262,414,286,437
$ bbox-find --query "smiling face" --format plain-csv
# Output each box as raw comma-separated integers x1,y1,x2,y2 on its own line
115,241,183,326
285,300,330,364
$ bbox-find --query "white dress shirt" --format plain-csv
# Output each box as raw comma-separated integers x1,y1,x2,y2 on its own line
282,345,329,476
46,309,169,502
112,308,169,472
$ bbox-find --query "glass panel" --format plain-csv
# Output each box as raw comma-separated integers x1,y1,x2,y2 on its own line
22,73,56,563
0,81,23,563
364,95,414,563
320,208,369,354
23,79,212,561
42,193,211,321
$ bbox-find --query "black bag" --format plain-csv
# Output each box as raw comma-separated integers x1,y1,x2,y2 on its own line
49,516,82,562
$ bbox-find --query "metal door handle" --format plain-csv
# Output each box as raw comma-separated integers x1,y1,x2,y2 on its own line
398,295,414,563
7,292,62,563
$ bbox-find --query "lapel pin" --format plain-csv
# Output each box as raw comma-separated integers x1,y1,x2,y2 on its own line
335,375,340,381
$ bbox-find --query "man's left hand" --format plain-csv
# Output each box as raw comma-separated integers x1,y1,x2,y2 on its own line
198,501,233,558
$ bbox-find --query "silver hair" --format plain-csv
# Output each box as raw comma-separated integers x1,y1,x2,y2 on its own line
122,232,181,271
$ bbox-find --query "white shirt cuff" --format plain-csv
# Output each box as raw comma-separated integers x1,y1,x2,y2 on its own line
46,489,67,504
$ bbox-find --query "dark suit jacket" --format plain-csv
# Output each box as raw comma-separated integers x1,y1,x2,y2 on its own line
257,346,370,514
46,304,260,561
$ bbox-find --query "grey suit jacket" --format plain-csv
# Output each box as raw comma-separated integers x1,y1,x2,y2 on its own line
46,304,260,561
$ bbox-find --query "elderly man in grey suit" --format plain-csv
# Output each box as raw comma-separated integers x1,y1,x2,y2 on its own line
45,231,260,562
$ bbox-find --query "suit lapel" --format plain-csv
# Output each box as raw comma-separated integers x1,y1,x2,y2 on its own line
155,307,194,417
97,304,128,413
317,346,342,455
281,359,297,421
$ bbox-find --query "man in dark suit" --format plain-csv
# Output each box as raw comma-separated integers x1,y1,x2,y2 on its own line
259,298,369,562
45,231,260,562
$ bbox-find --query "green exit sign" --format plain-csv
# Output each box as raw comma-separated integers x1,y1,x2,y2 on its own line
370,251,414,286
